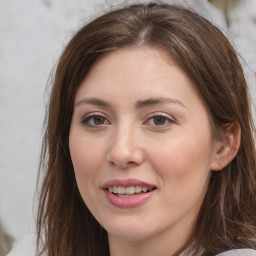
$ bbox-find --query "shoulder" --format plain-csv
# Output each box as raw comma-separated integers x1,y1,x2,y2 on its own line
216,249,256,256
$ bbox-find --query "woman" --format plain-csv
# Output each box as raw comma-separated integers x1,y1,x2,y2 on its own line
37,2,256,256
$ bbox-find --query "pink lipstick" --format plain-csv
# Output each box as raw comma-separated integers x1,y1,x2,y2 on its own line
102,179,157,208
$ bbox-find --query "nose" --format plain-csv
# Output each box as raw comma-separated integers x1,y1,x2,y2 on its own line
106,124,144,168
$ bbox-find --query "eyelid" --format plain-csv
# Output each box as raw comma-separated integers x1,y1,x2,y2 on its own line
82,111,108,119
81,112,110,127
144,112,175,126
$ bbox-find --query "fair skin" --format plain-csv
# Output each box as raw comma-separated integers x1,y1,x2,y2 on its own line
69,47,228,256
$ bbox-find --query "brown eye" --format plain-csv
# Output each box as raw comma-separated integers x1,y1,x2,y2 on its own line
153,116,167,125
93,116,105,125
82,114,109,127
144,114,174,127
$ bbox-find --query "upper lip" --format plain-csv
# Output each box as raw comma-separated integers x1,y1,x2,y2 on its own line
102,178,157,189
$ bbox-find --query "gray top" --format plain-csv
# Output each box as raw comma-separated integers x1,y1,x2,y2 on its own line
217,249,256,256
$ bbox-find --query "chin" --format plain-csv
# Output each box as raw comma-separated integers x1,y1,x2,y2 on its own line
103,217,158,242
108,229,153,242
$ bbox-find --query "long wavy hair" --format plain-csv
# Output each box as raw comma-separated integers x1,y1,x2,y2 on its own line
37,2,256,256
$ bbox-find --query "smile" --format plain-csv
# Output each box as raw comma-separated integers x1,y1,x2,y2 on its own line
108,186,155,197
102,179,157,208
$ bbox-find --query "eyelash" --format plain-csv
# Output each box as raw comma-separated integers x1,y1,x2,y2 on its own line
81,113,174,128
81,113,110,128
144,113,174,127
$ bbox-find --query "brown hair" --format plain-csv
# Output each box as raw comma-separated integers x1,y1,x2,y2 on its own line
37,2,256,256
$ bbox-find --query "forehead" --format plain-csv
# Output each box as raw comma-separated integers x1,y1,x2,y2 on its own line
78,47,195,98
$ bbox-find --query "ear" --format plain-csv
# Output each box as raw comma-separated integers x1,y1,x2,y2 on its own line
210,122,241,171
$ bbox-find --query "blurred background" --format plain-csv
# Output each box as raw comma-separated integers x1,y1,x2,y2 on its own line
0,0,255,255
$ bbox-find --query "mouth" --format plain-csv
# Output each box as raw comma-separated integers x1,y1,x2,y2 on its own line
102,179,157,208
102,179,157,198
106,185,157,197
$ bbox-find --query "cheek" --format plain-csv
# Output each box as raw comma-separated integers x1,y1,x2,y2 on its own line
149,137,213,197
69,135,105,197
71,143,101,172
153,137,212,170
70,130,106,169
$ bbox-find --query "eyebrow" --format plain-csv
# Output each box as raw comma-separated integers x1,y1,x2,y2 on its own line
75,97,186,109
75,98,111,108
135,97,186,109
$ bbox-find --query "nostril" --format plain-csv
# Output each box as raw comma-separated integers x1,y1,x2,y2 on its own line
127,161,136,166
121,161,136,168
109,160,137,168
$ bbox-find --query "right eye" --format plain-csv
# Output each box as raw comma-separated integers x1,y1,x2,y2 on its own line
81,114,110,128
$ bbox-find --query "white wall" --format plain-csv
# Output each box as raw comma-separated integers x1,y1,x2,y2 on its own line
0,0,255,250
0,0,106,242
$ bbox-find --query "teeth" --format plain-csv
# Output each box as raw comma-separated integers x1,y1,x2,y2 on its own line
126,186,135,194
107,185,153,195
113,186,118,193
117,186,126,194
118,194,136,197
135,186,141,193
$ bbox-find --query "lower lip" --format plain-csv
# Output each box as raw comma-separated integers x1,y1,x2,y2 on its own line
104,189,155,208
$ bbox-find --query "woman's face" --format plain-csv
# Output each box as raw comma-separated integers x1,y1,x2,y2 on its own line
69,47,219,248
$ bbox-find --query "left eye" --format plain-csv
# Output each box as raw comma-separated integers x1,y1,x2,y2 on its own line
81,115,109,127
146,115,174,126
